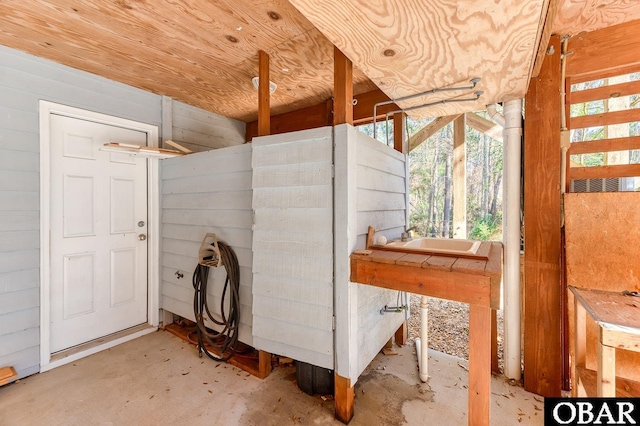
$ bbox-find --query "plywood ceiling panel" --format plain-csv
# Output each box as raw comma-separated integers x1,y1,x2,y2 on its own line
0,0,374,121
289,0,546,118
553,0,640,35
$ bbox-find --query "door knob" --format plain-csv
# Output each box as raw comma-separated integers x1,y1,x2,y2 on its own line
138,234,147,241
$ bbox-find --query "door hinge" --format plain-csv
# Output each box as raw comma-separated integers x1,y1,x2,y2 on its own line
332,315,336,331
331,164,335,178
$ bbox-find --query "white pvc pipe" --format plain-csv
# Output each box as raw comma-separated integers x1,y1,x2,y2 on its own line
415,296,429,382
487,104,506,127
502,99,523,381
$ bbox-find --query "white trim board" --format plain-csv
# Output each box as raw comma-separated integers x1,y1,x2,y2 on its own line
39,100,161,371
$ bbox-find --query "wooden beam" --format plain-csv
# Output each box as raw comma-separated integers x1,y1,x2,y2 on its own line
393,112,407,153
570,80,640,105
465,112,503,142
568,136,640,156
408,114,461,152
258,50,270,137
245,89,398,141
257,350,272,379
468,305,491,426
353,89,399,125
453,115,467,239
523,34,563,397
530,0,559,79
570,108,640,130
567,20,640,79
246,100,332,142
395,321,408,345
569,163,640,180
334,373,354,423
334,46,353,126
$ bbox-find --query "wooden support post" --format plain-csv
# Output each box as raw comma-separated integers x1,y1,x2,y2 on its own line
333,46,353,126
393,112,407,153
523,34,563,397
491,309,499,374
469,304,491,426
453,114,467,239
334,373,355,424
258,50,270,137
395,321,408,346
597,341,616,396
257,350,272,379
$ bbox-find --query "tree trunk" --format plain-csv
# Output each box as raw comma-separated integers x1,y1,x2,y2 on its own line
489,173,502,219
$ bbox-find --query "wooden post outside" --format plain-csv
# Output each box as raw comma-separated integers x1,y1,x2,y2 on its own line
395,321,408,345
393,112,407,153
523,34,563,397
453,115,467,239
334,373,355,424
333,46,353,126
257,350,272,379
468,304,491,426
258,50,270,137
491,309,499,374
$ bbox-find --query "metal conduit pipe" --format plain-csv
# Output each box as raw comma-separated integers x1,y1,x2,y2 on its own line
500,99,523,381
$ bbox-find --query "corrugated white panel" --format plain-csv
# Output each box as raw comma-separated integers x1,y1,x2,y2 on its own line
160,144,254,345
0,44,163,379
171,100,245,152
251,127,334,369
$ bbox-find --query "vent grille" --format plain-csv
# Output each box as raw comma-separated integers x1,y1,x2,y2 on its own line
570,178,620,193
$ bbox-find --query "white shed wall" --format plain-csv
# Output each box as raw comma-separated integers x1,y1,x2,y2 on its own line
251,128,334,369
0,45,162,379
170,100,245,152
160,144,254,345
334,124,408,382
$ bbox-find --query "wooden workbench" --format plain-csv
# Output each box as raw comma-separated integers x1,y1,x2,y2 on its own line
350,242,502,426
569,286,640,397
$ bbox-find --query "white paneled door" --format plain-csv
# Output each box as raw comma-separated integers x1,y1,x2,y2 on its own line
49,114,148,353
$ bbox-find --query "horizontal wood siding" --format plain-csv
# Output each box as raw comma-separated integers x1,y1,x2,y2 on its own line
171,100,245,152
334,125,408,382
0,45,162,379
160,144,254,345
354,130,408,378
251,127,334,369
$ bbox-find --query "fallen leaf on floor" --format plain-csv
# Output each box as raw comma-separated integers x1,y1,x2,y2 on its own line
534,404,542,411
182,372,189,376
458,362,469,371
208,390,212,394
534,396,543,403
149,395,155,399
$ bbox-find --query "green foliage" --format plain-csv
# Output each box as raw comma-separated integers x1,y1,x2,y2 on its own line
469,214,502,241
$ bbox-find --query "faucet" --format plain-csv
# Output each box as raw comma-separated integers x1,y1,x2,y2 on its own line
401,226,416,242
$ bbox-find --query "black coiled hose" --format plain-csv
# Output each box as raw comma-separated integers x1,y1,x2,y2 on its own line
192,241,240,362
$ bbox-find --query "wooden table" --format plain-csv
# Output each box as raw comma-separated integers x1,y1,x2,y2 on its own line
570,286,640,397
350,242,502,426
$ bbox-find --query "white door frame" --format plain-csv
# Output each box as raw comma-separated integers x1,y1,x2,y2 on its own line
39,101,160,371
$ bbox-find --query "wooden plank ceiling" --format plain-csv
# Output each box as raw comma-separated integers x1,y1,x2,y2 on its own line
553,0,640,35
0,0,376,122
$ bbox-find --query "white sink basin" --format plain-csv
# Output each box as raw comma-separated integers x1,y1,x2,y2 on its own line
382,237,482,257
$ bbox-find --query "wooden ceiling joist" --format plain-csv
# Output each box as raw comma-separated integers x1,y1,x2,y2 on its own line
465,113,503,142
408,115,461,152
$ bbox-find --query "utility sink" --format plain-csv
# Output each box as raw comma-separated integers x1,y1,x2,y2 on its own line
375,237,487,260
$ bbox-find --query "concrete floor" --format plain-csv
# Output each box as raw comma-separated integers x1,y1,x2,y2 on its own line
0,330,544,425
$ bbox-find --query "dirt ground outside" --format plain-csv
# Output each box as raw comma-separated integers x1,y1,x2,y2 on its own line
406,294,505,371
